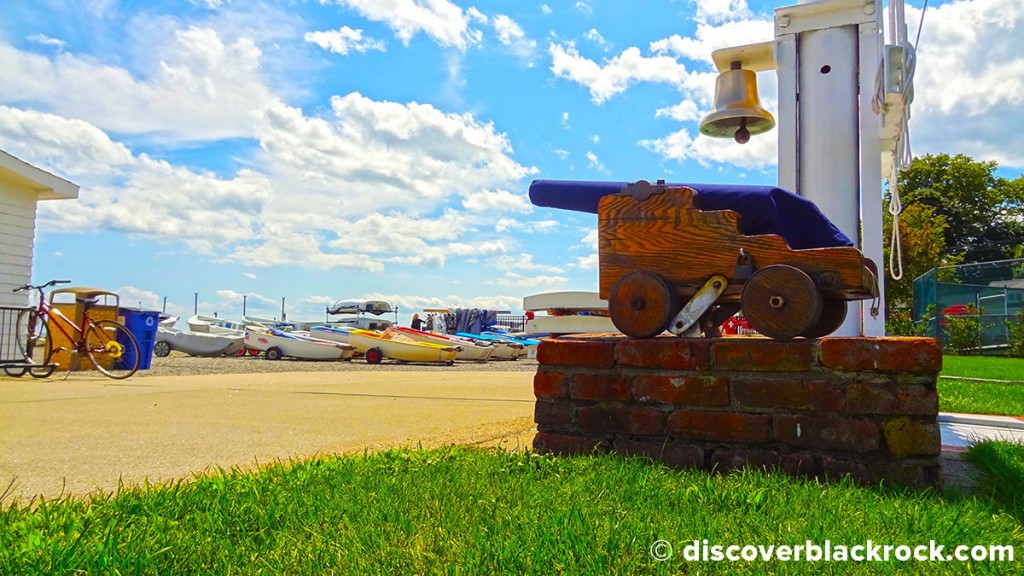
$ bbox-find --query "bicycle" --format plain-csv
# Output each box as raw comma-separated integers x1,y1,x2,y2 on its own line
8,280,140,379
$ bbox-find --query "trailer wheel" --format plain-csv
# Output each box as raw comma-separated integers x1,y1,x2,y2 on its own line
365,347,384,364
742,265,823,340
265,347,283,361
154,341,172,357
608,270,679,338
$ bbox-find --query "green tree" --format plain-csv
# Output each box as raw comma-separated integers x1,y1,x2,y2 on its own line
896,153,1024,263
882,202,961,306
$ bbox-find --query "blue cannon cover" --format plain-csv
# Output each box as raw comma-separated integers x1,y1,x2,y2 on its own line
528,180,852,250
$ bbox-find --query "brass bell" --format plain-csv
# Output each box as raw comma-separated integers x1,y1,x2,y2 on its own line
699,61,775,144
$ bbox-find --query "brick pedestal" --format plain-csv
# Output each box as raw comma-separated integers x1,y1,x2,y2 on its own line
533,336,942,488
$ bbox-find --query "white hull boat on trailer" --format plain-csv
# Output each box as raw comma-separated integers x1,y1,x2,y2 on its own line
394,327,494,362
327,300,394,316
244,327,355,361
154,328,244,357
187,314,245,334
523,291,618,335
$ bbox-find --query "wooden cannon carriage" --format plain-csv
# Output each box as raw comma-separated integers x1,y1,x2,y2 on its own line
529,179,878,340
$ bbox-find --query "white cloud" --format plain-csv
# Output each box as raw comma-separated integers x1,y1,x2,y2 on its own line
0,106,271,252
446,241,507,256
116,285,165,310
494,218,560,234
26,34,66,50
639,126,777,169
907,0,1024,167
324,0,482,51
586,150,607,172
305,26,386,55
574,228,599,270
494,272,568,288
655,100,702,122
650,18,773,65
0,27,274,141
257,94,533,216
549,43,694,104
188,0,230,8
493,254,564,274
575,2,593,16
584,28,609,50
492,14,537,60
561,111,570,128
243,272,257,279
362,292,524,314
541,5,552,15
462,189,532,213
691,0,753,25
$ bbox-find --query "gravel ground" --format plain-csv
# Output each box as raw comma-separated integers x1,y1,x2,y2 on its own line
139,352,539,377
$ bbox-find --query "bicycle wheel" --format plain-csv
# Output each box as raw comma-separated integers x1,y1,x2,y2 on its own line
15,309,53,367
84,320,139,379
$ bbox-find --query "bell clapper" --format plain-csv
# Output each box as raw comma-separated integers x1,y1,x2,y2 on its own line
734,117,751,144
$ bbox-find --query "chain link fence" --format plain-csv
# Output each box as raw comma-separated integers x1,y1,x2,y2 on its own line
912,258,1024,352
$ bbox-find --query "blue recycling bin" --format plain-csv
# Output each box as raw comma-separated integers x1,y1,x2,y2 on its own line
118,307,160,370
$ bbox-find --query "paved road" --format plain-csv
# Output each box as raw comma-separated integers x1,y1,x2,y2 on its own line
939,413,1024,449
0,370,535,503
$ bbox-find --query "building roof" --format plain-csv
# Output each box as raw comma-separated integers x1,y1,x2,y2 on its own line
0,149,79,200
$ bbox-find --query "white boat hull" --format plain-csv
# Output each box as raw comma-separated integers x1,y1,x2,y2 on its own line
156,328,243,357
244,329,354,360
525,315,617,335
523,291,609,312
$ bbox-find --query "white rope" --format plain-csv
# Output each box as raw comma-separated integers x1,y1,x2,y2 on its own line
877,0,926,281
888,41,915,281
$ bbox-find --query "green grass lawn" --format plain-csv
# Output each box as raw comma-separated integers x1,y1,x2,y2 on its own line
939,355,1024,416
2,447,1021,574
941,356,1024,382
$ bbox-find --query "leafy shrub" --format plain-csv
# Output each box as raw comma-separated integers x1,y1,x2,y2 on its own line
1004,311,1024,358
944,304,983,355
886,305,933,337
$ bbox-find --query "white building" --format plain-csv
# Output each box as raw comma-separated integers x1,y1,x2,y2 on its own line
0,150,78,308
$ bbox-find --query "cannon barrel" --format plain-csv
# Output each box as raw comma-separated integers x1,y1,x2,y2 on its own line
528,179,852,250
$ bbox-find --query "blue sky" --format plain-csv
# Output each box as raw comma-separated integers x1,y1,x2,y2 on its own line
2,0,1022,325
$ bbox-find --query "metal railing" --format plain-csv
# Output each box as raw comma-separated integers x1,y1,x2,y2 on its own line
494,315,526,333
1,305,29,365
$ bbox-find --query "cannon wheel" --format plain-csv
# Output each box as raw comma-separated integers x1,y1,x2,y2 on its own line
741,265,823,340
801,299,848,339
608,271,679,338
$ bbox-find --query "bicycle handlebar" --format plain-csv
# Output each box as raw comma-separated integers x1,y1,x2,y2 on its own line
12,279,71,293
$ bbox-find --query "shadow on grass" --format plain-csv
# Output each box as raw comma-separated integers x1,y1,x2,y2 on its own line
966,440,1024,522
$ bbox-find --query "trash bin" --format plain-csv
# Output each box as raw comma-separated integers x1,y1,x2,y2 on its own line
118,307,160,370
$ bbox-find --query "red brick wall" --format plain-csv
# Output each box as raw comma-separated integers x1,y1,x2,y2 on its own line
533,336,942,488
